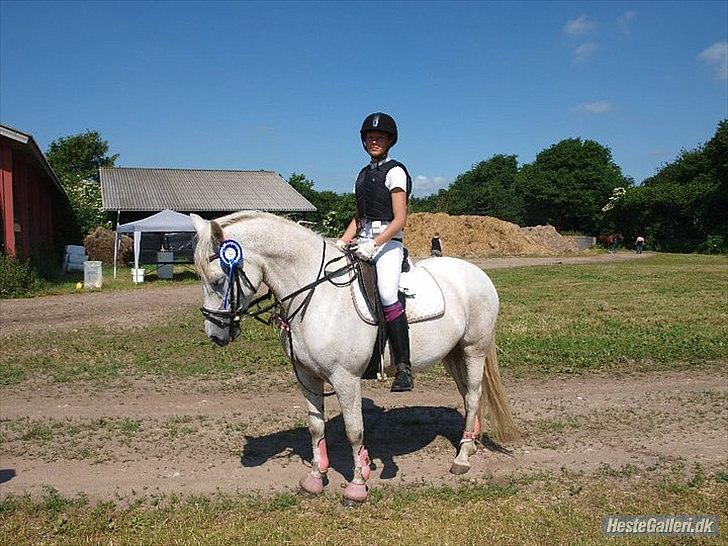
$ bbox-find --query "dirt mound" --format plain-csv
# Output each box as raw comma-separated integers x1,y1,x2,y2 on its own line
405,213,580,257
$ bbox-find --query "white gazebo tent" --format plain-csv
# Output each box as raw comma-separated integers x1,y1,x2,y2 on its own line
114,209,196,279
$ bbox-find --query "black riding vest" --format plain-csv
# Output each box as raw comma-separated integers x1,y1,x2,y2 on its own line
355,160,412,222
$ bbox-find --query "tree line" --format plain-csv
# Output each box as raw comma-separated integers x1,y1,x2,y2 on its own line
291,119,727,253
45,119,726,254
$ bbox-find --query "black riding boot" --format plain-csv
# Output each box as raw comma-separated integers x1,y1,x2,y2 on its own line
386,313,413,392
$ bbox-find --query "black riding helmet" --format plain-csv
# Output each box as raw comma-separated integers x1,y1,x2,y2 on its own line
360,112,398,150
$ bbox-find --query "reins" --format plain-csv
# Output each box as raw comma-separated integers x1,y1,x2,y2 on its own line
203,239,359,398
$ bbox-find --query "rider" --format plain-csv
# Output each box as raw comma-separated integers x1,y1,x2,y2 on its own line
337,112,414,392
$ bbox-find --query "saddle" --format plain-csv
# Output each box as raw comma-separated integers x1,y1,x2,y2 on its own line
349,252,446,379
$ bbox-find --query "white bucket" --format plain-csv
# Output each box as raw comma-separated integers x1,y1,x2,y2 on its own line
83,261,103,289
132,268,145,283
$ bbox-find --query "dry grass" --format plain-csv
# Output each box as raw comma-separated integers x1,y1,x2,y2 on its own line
1,471,725,545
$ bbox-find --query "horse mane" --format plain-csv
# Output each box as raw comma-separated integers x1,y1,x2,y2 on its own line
194,210,324,278
215,210,302,230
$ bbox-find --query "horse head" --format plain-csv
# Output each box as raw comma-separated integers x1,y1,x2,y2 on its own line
191,213,264,346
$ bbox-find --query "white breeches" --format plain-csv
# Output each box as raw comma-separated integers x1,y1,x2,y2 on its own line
370,239,403,306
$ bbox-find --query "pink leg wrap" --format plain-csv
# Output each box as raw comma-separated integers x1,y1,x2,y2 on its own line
356,446,371,481
314,438,329,473
383,301,404,322
461,417,481,442
344,482,368,502
300,473,324,495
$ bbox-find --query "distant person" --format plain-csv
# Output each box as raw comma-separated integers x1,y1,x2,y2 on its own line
430,232,443,257
610,233,622,254
635,235,645,254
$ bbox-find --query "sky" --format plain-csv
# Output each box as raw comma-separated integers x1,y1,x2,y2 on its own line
1,1,726,196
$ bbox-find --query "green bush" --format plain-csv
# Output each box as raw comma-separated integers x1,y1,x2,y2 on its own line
0,255,46,298
698,234,727,254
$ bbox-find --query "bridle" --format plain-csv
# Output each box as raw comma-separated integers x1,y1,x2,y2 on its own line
200,239,260,338
200,238,359,397
200,238,359,372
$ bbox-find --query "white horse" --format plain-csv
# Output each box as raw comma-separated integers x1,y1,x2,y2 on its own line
191,211,520,504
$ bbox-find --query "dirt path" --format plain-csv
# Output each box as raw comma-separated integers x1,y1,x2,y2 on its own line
6,250,711,502
1,368,725,500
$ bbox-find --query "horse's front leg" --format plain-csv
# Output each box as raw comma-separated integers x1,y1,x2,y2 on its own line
296,366,329,495
332,372,370,505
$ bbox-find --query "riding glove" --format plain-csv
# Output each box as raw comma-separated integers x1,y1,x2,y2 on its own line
354,239,379,261
334,239,348,252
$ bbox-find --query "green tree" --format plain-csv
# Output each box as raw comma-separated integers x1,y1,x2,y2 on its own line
612,119,727,252
287,172,354,236
46,130,118,235
518,138,628,233
445,154,523,222
46,130,118,183
410,188,448,213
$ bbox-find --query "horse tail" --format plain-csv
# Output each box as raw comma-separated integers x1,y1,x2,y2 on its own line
478,335,521,444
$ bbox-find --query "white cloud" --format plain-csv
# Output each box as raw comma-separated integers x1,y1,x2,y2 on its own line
573,101,613,114
573,42,597,64
698,42,728,80
564,14,595,36
412,175,451,196
617,10,637,34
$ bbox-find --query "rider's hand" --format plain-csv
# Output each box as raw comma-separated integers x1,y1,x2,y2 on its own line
354,240,379,261
334,239,348,252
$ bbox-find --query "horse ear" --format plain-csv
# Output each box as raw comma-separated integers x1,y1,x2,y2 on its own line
190,214,207,234
210,220,224,245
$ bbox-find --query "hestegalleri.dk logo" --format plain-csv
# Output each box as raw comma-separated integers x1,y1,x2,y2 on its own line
602,515,718,536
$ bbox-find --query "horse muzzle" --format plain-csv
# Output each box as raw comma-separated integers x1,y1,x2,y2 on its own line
201,307,242,345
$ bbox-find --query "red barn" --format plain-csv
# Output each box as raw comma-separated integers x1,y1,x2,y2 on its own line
0,124,69,258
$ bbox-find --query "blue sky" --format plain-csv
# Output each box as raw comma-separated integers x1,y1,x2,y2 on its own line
1,1,726,196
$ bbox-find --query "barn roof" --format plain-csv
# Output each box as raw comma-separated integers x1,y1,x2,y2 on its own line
0,123,66,196
100,167,316,212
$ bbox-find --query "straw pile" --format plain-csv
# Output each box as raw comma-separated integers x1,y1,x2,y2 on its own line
84,227,133,265
404,213,580,257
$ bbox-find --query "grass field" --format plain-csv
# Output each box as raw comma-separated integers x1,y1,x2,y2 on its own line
26,264,200,298
1,470,725,545
1,254,725,386
1,254,726,544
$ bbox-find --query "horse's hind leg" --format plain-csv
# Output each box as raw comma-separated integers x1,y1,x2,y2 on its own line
297,367,329,495
444,346,484,475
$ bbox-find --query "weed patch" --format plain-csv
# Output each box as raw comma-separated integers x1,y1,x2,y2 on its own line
0,472,724,545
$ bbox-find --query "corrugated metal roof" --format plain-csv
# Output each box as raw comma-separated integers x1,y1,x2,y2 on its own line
100,167,316,212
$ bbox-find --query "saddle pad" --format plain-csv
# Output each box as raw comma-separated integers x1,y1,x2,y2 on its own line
351,264,445,325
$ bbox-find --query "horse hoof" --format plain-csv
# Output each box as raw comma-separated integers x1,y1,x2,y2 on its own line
341,497,363,508
450,463,470,475
343,482,368,504
299,474,324,495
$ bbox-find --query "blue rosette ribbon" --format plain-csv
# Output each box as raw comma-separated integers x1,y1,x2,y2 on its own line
218,240,244,308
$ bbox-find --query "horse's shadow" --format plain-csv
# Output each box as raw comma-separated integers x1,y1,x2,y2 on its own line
241,398,508,481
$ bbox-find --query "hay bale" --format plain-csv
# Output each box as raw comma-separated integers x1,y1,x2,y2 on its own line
84,227,133,265
405,213,581,257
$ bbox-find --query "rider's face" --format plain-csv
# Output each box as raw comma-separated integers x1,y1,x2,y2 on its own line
364,131,392,160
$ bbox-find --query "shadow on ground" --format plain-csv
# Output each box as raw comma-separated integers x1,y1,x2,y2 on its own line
241,398,507,481
0,469,16,484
